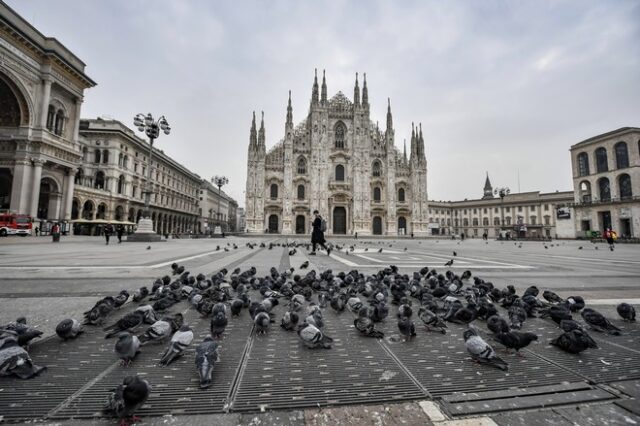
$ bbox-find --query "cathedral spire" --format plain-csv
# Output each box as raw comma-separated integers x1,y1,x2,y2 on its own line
353,72,360,106
386,98,393,132
362,73,369,107
321,70,327,104
403,139,407,162
286,90,293,127
410,122,416,158
483,172,494,199
311,68,319,106
258,111,265,149
249,111,257,148
419,122,424,156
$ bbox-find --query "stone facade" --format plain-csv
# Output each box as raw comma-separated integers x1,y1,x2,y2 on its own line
198,179,237,233
75,118,201,235
570,127,640,238
0,1,95,224
245,70,429,236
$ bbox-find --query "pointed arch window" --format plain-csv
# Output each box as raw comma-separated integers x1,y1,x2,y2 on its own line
595,147,608,173
373,186,381,202
270,183,278,199
615,142,629,169
297,184,305,200
297,157,306,174
372,161,381,177
398,187,405,202
334,121,346,148
335,164,345,181
577,152,589,176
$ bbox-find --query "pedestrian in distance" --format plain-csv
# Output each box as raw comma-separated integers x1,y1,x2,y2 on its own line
310,210,331,256
51,222,60,243
604,228,616,251
34,226,39,237
116,224,124,244
104,223,114,245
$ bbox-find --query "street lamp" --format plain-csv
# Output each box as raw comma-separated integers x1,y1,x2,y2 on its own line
212,175,229,234
128,113,170,242
494,186,510,238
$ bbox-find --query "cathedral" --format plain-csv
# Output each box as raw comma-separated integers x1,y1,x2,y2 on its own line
245,70,429,236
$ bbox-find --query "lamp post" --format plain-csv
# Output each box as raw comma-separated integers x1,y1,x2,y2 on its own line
128,113,170,242
494,186,510,238
212,175,228,234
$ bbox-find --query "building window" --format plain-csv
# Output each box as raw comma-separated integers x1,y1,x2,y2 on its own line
335,121,346,148
54,109,64,136
74,169,83,185
580,181,592,203
595,147,608,173
544,215,550,225
598,177,611,201
518,206,522,212
123,155,128,169
505,217,511,225
133,186,137,198
94,171,105,190
297,157,306,174
483,208,487,214
372,161,381,177
530,205,535,211
297,184,305,200
94,149,101,163
577,152,589,176
506,207,510,212
531,216,537,225
494,207,499,213
472,218,479,226
463,218,469,226
117,175,125,194
46,105,55,131
270,183,278,199
373,187,381,202
102,149,109,164
473,208,477,214
118,153,123,167
619,173,632,199
398,188,405,202
494,217,500,226
615,142,629,169
483,217,489,226
544,204,549,211
335,164,345,181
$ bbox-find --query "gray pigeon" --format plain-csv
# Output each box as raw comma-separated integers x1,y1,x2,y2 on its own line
0,331,46,379
254,312,271,335
159,325,194,365
280,311,299,331
463,328,508,371
508,306,527,330
550,329,598,354
397,316,416,341
298,323,333,349
581,308,621,335
138,320,172,345
616,303,636,322
134,305,159,324
55,318,84,340
354,307,384,338
210,312,228,339
115,332,140,366
417,307,447,334
487,315,510,334
195,337,220,389
103,375,150,424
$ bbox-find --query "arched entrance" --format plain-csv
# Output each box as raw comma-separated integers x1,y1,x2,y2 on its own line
114,205,125,221
268,214,279,233
96,203,107,220
71,199,80,220
37,177,60,220
82,200,95,220
398,216,407,235
0,169,11,210
0,73,30,127
295,215,306,234
333,207,346,234
372,216,383,235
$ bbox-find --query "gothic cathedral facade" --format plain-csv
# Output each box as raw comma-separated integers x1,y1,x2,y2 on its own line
245,70,429,236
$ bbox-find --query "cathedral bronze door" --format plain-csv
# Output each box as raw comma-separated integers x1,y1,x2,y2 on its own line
268,214,279,233
373,216,383,235
295,215,306,234
333,207,346,234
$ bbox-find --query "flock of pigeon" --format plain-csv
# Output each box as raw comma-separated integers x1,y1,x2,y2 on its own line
0,240,637,425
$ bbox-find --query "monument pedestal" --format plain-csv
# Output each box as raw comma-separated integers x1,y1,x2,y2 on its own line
126,218,163,242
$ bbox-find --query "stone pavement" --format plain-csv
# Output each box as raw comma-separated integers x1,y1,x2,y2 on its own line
0,236,639,425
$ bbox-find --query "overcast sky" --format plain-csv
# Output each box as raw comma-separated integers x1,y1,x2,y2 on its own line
8,0,640,205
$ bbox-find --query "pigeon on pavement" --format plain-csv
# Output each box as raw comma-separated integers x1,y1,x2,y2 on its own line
494,331,538,356
103,375,150,425
55,318,84,340
159,325,194,365
115,332,141,366
550,329,598,354
617,303,636,322
0,331,46,379
581,308,621,335
195,337,220,389
463,328,508,371
210,312,228,339
354,307,384,338
298,323,333,349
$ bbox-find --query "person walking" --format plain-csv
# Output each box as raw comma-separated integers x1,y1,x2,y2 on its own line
310,210,331,256
116,224,124,243
51,223,60,243
604,228,615,251
104,222,114,245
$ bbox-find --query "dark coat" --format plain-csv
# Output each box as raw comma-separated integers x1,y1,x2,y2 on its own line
311,217,325,244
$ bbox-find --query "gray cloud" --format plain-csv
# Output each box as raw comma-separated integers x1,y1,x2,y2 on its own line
8,0,640,205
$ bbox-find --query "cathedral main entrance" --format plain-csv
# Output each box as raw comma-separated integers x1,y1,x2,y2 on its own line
295,215,305,234
333,207,346,234
372,216,383,235
268,214,279,233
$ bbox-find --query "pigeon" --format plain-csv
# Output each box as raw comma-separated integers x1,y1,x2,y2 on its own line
132,287,149,303
103,375,150,425
1,319,43,347
539,305,572,325
463,328,508,371
542,290,563,304
444,259,454,267
617,303,636,322
300,261,309,269
494,331,538,356
397,316,416,341
581,308,621,335
550,329,599,354
508,306,527,330
487,315,510,334
159,325,194,365
55,318,84,340
417,307,447,334
115,332,141,366
450,303,478,324
280,311,299,331
453,251,457,256
564,296,585,312
254,312,271,335
559,319,586,332
195,337,220,389
104,311,145,338
297,323,333,349
354,307,384,338
230,299,244,317
138,319,172,344
134,305,159,324
210,312,228,339
347,296,363,313
0,331,46,379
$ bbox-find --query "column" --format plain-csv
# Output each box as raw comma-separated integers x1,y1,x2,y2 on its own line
29,159,45,217
63,168,76,220
72,98,83,142
10,160,33,214
39,78,53,128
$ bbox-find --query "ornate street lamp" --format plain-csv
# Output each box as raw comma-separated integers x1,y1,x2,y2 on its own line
128,113,170,242
212,175,229,234
494,186,510,237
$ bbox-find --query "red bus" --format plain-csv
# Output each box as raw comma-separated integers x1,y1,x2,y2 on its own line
0,213,32,236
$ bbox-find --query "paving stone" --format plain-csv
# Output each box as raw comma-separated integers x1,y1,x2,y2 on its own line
554,403,640,426
491,410,575,426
